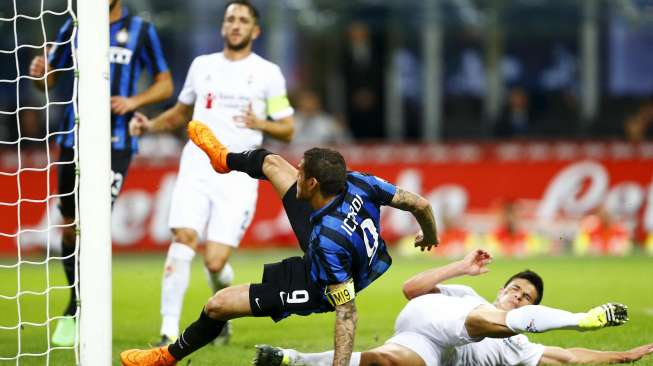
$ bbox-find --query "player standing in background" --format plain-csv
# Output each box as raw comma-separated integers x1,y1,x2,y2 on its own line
118,122,438,366
254,249,635,366
29,0,173,347
128,0,295,346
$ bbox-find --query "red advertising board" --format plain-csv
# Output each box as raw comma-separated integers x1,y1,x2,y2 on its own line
1,141,652,254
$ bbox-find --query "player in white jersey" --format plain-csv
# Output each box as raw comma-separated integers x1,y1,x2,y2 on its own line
129,0,294,346
254,249,644,366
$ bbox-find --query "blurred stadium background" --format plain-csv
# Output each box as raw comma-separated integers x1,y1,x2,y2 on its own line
1,0,653,365
3,0,653,257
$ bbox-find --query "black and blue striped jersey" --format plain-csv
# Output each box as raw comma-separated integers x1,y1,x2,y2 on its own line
49,7,169,152
306,171,397,308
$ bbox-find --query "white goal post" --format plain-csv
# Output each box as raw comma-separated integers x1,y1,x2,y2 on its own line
77,0,111,365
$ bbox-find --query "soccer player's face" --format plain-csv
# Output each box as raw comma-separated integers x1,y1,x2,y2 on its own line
221,4,259,51
495,278,538,310
296,160,315,201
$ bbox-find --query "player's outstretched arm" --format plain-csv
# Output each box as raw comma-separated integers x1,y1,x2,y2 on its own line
402,249,492,299
388,188,438,251
111,71,173,115
129,102,193,136
332,297,358,366
538,343,653,365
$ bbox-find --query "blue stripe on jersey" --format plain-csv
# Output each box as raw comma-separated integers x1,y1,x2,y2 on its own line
306,171,397,306
147,24,168,74
48,18,74,68
54,8,169,153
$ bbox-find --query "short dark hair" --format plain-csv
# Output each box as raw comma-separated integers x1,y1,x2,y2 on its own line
503,270,544,305
303,148,347,196
224,0,259,23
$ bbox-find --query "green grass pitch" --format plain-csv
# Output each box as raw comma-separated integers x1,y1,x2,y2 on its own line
1,251,652,365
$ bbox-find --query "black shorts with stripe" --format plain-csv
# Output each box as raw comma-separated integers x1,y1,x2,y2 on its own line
249,256,332,322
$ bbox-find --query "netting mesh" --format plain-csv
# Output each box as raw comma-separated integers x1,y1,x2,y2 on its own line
0,1,79,364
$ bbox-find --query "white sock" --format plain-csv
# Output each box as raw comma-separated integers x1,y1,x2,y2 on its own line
160,242,195,338
205,262,234,294
505,305,585,333
293,350,361,366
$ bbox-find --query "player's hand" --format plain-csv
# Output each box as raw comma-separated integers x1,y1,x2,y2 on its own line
111,96,138,115
460,249,492,276
29,55,46,78
233,103,266,130
414,230,438,252
623,343,653,362
129,112,150,136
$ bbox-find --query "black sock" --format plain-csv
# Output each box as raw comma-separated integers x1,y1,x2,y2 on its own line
168,309,226,360
61,241,77,316
226,149,272,179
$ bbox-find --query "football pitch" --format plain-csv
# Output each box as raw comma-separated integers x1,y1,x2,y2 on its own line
1,251,652,365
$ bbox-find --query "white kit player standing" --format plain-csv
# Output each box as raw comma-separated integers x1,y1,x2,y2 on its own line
129,0,294,346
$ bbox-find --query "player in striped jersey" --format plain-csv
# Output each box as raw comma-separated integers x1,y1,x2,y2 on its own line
29,0,173,347
118,122,439,366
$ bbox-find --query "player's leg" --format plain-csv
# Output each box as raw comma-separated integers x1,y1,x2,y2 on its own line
53,148,132,346
55,146,78,316
159,163,212,345
204,243,234,294
204,241,234,344
188,120,313,250
464,303,629,339
359,344,427,366
158,227,199,345
187,120,297,197
121,284,252,366
253,343,425,366
203,179,256,344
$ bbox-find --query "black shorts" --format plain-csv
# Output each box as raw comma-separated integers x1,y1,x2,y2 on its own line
281,184,313,252
57,147,132,218
249,256,332,322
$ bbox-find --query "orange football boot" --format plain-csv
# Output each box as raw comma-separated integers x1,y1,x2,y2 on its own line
120,346,177,366
187,120,230,173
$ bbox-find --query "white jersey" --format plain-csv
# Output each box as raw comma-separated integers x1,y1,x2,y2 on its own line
447,335,545,366
178,51,293,153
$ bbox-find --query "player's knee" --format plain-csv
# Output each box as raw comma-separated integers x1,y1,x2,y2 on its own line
205,291,228,318
262,154,284,173
365,350,401,366
204,256,228,274
172,228,199,248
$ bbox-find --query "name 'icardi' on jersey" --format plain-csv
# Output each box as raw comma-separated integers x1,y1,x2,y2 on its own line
306,171,398,305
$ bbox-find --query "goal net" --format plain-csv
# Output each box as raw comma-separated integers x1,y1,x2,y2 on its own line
0,1,111,365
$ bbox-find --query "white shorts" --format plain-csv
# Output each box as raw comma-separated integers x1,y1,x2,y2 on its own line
386,294,486,366
168,143,258,246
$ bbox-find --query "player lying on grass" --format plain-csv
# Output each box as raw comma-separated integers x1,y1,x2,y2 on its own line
119,121,439,366
253,249,638,366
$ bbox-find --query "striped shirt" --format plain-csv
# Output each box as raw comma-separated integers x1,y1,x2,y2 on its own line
306,171,397,308
49,8,169,152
